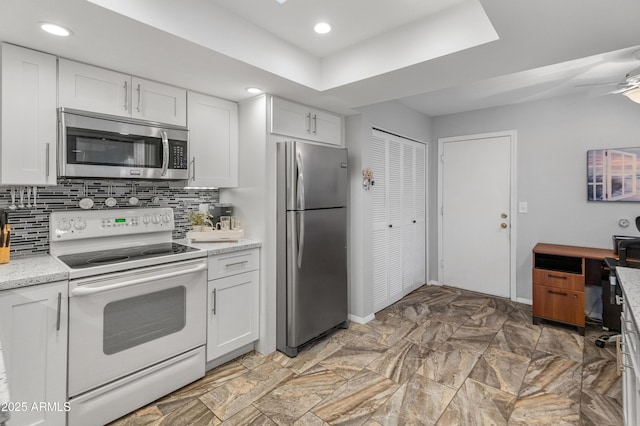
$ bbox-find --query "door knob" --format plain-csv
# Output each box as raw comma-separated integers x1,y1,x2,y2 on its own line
501,213,508,218
501,223,508,229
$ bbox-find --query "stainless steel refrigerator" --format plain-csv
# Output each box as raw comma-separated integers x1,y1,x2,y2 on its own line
276,140,349,357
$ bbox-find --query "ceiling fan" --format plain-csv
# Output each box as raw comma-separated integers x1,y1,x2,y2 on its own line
578,66,640,103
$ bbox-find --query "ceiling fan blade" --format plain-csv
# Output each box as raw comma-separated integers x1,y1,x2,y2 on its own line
575,82,622,87
609,84,639,94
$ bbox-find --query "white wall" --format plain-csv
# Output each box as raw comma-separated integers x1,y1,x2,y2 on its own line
346,100,432,320
220,95,277,355
431,93,640,300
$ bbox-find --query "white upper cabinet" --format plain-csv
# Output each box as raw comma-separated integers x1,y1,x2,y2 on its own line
271,97,342,146
1,43,57,185
59,59,186,126
131,77,186,126
58,59,129,117
187,92,238,188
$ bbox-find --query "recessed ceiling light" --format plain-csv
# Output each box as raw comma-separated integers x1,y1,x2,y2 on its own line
314,22,331,34
274,0,287,3
40,22,73,37
246,87,262,94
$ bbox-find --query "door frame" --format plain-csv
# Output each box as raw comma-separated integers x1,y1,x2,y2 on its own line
437,130,518,301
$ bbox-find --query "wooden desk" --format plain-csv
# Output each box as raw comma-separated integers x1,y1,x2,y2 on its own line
532,243,614,335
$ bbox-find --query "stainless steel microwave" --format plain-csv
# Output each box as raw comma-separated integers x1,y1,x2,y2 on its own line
58,108,189,180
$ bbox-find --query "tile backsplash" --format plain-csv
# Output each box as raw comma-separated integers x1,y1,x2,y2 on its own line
0,180,218,257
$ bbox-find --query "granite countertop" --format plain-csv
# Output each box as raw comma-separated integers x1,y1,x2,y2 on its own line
613,266,640,328
178,238,262,255
0,255,69,291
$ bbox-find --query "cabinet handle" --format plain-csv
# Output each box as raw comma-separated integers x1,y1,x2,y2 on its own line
56,292,61,331
547,289,568,296
312,114,317,134
212,288,217,315
547,274,567,280
136,84,141,112
124,80,128,110
45,143,50,178
225,260,248,268
191,157,196,181
306,113,311,133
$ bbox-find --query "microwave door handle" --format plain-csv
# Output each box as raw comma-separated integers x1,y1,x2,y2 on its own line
160,131,169,177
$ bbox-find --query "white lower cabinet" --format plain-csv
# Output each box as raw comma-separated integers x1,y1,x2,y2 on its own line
0,281,68,426
207,249,260,362
621,295,640,426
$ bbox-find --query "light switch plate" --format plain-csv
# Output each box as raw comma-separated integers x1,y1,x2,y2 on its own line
519,202,528,213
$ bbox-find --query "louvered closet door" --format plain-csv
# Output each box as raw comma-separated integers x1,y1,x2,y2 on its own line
402,142,415,291
413,143,426,286
387,139,404,305
371,134,388,311
371,130,427,312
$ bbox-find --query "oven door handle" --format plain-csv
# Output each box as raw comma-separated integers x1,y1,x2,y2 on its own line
71,263,207,296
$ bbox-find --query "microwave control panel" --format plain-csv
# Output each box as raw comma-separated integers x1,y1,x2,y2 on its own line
170,143,188,170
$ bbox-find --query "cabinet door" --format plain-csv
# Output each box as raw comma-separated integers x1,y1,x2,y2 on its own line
311,109,342,146
207,270,259,362
132,77,186,126
0,281,68,426
1,44,57,185
187,92,238,187
58,59,131,117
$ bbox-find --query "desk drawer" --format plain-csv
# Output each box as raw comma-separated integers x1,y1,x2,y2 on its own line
532,284,584,326
208,249,259,280
533,269,584,291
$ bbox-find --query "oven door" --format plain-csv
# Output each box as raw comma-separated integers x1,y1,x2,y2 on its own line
68,258,207,397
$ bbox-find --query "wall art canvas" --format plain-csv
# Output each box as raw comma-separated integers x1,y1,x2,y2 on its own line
588,147,640,201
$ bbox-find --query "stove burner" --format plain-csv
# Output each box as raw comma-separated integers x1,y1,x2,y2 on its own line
56,242,200,270
141,248,172,256
87,255,131,264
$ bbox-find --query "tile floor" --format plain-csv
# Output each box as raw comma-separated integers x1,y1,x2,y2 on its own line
110,285,623,425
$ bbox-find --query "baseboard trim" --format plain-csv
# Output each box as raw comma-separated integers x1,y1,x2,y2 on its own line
516,297,532,305
349,313,375,324
427,280,441,286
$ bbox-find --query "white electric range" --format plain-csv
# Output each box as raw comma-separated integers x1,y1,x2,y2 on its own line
49,208,207,426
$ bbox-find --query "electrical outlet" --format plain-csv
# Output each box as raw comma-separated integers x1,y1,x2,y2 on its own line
519,202,528,213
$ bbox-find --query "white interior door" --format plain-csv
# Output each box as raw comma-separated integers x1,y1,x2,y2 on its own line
439,133,514,298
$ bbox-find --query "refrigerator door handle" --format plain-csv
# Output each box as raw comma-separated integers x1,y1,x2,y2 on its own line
296,150,305,210
297,211,305,268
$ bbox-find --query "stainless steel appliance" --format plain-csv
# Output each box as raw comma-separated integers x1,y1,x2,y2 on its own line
58,108,189,180
276,141,349,357
49,208,207,426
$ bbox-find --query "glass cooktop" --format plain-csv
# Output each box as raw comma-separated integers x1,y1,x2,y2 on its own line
57,242,199,269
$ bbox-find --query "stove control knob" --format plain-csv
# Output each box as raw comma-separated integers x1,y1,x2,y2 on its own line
142,215,151,225
161,214,170,224
58,218,71,231
74,218,87,230
152,214,161,224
